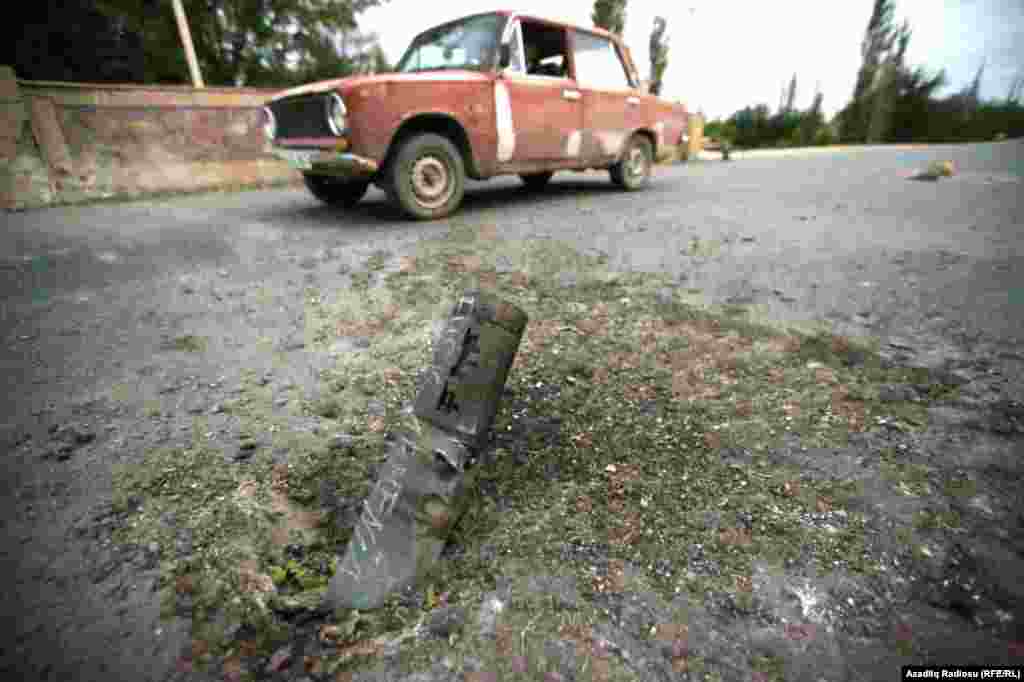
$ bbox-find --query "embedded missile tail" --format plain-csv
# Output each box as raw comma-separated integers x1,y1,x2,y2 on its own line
324,291,528,611
324,426,474,611
414,289,529,451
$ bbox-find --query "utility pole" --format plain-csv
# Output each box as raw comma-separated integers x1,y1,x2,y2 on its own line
172,0,205,88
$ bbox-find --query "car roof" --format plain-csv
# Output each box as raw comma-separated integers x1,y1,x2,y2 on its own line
494,9,619,41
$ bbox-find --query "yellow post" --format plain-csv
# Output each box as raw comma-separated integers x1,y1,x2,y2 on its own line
172,0,205,88
687,112,704,158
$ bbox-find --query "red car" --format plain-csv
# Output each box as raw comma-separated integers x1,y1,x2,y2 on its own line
263,10,689,220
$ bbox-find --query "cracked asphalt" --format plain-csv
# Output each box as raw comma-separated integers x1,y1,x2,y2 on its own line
1,140,1021,681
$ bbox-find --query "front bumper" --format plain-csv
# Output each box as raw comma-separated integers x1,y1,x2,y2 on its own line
270,146,379,180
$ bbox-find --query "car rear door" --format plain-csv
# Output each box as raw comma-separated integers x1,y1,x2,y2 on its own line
569,29,639,165
495,18,583,163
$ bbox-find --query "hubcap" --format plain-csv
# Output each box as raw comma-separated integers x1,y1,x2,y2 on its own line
410,156,453,209
627,146,647,180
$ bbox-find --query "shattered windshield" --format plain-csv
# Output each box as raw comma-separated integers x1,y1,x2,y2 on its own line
396,13,505,73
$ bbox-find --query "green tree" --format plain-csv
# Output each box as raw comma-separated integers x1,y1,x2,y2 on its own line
720,99,832,149
847,16,910,143
338,29,389,75
592,0,627,36
703,118,737,145
93,0,387,86
799,86,825,146
648,16,669,96
6,0,145,82
967,58,985,106
730,104,773,148
784,73,797,114
866,60,895,142
814,122,837,146
839,0,899,142
368,43,393,73
704,119,723,139
1007,72,1024,105
722,117,738,144
884,65,947,141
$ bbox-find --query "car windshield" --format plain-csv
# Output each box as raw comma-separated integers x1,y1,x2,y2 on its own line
395,13,505,73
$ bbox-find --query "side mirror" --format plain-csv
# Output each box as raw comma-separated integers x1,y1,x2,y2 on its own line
498,43,511,68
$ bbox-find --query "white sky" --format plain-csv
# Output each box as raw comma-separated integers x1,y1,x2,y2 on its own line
358,0,1024,121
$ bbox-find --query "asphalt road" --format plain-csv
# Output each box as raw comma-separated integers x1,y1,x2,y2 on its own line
4,141,1022,423
1,140,1022,681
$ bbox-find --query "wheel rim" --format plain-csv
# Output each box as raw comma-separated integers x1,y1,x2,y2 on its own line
410,155,453,209
627,146,648,181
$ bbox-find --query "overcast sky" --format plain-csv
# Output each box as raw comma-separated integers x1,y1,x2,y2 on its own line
357,0,1024,121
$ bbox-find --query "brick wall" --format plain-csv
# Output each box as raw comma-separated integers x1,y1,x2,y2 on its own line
0,67,302,211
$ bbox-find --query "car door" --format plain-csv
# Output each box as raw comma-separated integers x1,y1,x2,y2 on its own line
569,29,639,165
495,18,583,164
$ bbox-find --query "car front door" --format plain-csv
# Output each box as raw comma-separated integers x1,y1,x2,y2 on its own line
569,29,639,165
494,18,583,164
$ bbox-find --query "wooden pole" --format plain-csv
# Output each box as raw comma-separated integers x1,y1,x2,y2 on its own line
172,0,205,88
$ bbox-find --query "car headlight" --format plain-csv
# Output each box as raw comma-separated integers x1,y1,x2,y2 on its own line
327,93,347,136
262,107,276,141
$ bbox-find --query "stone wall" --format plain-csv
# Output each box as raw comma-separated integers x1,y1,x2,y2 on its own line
0,66,302,211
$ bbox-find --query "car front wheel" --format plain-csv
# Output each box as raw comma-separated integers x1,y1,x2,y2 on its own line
609,135,653,190
519,171,554,190
303,174,369,208
385,133,465,220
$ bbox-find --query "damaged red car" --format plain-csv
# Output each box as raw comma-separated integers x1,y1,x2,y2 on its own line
263,10,689,220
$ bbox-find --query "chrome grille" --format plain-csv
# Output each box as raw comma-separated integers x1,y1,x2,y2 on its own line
268,94,333,139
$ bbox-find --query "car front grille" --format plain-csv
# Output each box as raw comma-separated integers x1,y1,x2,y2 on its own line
268,94,334,139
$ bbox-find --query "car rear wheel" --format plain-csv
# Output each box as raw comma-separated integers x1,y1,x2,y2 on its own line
609,135,653,190
303,175,369,208
519,171,554,190
385,133,465,220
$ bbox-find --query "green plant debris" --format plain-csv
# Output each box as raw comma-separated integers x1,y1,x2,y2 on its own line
914,508,962,532
109,382,133,405
881,457,933,496
165,334,207,352
943,475,977,499
351,271,371,291
365,249,392,271
108,216,967,676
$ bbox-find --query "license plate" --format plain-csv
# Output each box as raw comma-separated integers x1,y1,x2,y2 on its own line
279,149,316,170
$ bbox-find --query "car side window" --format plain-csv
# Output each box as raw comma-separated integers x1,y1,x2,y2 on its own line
571,30,630,90
519,20,570,78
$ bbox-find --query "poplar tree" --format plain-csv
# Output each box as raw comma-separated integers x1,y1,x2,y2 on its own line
648,17,669,96
592,0,627,36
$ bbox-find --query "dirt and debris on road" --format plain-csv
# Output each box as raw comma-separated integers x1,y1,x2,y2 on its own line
1,141,1022,682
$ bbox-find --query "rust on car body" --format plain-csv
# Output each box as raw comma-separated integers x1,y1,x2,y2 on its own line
264,9,688,218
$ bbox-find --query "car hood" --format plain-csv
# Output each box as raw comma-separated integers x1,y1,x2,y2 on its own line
266,71,492,103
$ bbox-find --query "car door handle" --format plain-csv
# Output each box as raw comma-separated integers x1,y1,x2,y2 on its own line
562,89,581,101
626,96,640,105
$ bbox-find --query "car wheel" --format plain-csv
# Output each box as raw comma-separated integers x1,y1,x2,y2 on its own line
609,135,653,190
303,174,369,208
385,133,465,220
519,171,554,190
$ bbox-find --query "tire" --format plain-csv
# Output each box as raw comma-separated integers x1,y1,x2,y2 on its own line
519,171,554,190
609,135,653,190
303,174,369,208
384,133,465,220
